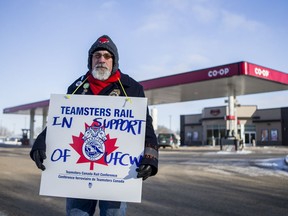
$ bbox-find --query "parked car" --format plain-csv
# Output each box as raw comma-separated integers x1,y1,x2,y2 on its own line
3,137,22,145
157,133,179,149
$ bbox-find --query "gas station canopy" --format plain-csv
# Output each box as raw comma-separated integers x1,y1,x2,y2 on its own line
3,100,49,116
141,61,288,105
3,61,288,144
4,61,288,115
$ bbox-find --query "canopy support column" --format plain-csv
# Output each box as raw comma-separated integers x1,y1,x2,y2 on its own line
151,107,158,131
226,87,237,137
29,108,35,145
42,107,48,130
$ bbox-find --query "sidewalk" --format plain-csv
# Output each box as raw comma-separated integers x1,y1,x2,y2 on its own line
165,144,288,154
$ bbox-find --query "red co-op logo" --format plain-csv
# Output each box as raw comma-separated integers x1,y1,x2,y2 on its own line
254,67,269,77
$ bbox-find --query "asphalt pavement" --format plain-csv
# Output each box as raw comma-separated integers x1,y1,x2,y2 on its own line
0,144,288,216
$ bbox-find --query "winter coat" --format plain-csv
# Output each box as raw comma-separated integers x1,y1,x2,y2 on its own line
30,71,158,175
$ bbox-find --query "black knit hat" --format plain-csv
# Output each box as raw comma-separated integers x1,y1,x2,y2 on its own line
88,35,119,74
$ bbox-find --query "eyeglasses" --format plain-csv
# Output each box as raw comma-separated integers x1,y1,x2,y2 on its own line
92,52,113,60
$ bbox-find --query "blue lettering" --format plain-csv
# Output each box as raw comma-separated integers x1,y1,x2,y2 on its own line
106,152,122,165
104,151,142,167
93,118,145,135
114,109,134,118
106,108,111,116
62,117,73,128
63,149,71,162
60,106,111,116
52,116,62,126
52,116,73,128
60,106,66,114
114,109,120,116
129,155,142,167
84,107,90,115
109,119,120,130
51,149,71,162
93,118,102,127
120,120,129,131
119,153,129,166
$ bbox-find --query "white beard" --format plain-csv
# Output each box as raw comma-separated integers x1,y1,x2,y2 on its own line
91,66,111,81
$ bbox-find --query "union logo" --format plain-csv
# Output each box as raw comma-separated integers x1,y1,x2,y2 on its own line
82,126,106,161
70,122,118,170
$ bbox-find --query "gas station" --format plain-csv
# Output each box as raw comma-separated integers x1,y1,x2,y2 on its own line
3,61,288,146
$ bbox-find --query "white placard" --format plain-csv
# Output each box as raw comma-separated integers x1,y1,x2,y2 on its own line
40,94,147,203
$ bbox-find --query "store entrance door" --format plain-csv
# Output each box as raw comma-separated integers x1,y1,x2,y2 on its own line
244,132,256,145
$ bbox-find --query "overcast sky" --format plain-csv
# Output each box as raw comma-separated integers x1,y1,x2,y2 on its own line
1,0,288,135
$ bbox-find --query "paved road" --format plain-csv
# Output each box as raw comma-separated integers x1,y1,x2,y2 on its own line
0,145,287,216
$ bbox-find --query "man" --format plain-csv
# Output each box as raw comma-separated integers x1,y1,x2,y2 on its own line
30,35,159,216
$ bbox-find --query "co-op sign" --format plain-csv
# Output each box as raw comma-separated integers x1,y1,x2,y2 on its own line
208,67,229,77
208,66,270,78
254,67,270,77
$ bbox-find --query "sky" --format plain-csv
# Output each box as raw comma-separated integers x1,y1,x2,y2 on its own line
1,0,288,136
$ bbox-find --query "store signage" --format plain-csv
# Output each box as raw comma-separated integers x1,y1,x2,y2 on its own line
210,109,221,116
208,67,229,77
254,67,270,77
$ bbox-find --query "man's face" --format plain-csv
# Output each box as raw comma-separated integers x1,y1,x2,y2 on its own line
91,50,113,81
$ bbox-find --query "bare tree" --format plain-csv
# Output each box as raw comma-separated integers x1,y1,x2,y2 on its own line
0,126,12,137
156,125,173,134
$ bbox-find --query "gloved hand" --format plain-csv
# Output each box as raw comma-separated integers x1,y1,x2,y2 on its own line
136,164,152,181
32,150,46,171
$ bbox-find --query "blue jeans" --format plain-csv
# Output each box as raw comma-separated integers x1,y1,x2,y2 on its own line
66,198,127,216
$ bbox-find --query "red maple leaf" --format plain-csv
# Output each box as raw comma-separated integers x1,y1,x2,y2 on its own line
70,122,118,170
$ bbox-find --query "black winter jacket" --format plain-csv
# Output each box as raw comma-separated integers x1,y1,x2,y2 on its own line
30,71,158,175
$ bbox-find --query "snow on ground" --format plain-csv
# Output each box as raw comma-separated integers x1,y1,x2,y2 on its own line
180,148,288,177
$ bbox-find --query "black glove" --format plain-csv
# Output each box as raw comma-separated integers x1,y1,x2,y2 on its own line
32,150,46,171
136,164,152,181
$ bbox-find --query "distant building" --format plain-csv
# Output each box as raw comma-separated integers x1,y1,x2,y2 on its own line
180,106,288,146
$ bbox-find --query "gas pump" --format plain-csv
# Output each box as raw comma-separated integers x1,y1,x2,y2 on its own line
21,129,30,145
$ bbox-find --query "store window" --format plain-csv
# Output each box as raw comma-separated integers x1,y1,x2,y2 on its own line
270,129,278,141
261,129,269,141
207,125,226,145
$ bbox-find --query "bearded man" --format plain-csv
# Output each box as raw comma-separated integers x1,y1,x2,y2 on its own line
30,35,158,216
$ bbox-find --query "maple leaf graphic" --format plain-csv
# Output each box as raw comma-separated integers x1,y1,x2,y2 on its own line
70,122,118,170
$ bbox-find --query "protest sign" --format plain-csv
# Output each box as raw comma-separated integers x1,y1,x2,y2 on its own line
40,94,147,203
